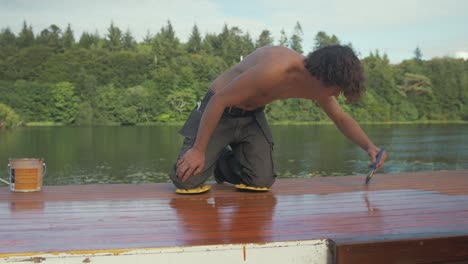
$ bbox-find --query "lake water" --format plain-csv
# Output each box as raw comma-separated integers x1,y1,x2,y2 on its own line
0,124,467,185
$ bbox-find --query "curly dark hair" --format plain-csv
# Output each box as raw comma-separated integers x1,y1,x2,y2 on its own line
304,45,366,103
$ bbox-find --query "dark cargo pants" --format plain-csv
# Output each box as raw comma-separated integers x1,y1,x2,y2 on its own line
169,90,276,189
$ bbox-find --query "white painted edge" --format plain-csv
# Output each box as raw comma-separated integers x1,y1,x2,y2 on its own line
1,239,331,264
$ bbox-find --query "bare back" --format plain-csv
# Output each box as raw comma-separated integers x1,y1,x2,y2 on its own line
209,46,316,110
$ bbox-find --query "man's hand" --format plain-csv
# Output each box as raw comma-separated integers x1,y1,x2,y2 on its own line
367,147,387,173
176,148,205,182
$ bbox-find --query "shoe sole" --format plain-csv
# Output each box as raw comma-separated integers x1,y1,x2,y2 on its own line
234,184,271,192
175,185,211,194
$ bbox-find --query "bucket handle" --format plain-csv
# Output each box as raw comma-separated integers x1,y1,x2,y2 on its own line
0,177,9,185
0,164,10,185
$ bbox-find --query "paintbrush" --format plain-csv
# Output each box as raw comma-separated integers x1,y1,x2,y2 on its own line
365,148,385,185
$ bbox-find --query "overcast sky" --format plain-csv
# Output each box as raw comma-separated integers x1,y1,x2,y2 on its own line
1,0,467,63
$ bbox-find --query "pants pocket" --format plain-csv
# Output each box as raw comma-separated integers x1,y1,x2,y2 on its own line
179,108,203,139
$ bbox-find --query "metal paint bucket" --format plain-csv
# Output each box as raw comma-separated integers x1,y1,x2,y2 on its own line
0,159,46,192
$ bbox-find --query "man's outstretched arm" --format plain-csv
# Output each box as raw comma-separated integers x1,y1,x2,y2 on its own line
318,97,387,172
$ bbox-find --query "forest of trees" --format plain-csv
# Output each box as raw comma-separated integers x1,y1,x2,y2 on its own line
0,21,467,128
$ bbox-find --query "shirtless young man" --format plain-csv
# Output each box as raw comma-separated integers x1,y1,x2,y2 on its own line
170,45,387,192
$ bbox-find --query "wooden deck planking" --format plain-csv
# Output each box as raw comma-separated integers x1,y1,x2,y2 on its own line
333,235,468,264
1,170,468,259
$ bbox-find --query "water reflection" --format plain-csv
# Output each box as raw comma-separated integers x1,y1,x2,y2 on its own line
170,194,277,245
363,192,379,214
9,201,45,212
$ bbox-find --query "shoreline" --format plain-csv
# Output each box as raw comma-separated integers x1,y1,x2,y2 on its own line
22,120,468,127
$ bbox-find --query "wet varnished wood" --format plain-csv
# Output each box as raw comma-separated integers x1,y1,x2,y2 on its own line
333,235,468,264
1,170,468,260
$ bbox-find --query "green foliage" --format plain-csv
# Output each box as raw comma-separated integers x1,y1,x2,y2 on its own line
393,100,419,121
3,46,53,81
0,103,21,129
118,105,139,125
118,85,151,124
0,22,466,125
75,102,94,126
399,73,432,96
267,99,326,122
38,48,98,84
204,24,255,65
422,58,466,119
37,24,63,52
107,50,151,87
0,80,53,122
78,32,101,49
93,84,120,124
314,31,340,50
164,88,197,121
0,28,16,47
50,82,80,124
350,92,391,122
362,53,400,104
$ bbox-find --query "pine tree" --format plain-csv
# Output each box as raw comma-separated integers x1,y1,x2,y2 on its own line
62,24,75,49
279,29,288,46
122,29,136,50
78,31,100,49
105,22,122,51
0,28,16,47
414,46,423,61
152,20,181,66
187,24,202,54
256,29,274,48
289,22,303,53
314,31,340,50
161,20,177,43
143,30,153,45
17,21,35,48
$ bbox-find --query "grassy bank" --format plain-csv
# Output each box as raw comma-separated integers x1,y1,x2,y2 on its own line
270,120,468,126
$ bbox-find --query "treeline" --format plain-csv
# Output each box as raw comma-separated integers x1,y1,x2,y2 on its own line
0,21,467,127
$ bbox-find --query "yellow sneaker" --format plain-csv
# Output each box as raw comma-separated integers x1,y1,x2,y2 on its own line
234,184,271,192
175,185,211,194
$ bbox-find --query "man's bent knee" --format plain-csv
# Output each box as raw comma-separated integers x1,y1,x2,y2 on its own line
256,175,276,188
242,170,276,188
169,165,210,189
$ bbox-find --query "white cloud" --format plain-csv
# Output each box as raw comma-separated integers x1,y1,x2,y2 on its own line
455,51,468,60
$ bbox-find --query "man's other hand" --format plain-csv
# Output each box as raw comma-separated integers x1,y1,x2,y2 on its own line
176,148,205,182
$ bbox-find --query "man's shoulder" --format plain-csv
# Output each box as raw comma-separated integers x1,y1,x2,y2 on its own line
255,46,301,59
259,49,304,73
